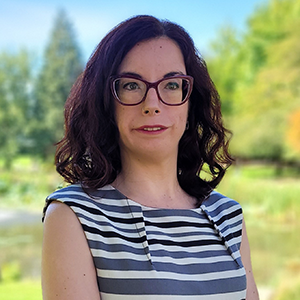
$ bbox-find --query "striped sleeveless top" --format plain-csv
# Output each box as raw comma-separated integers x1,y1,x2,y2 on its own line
43,184,247,299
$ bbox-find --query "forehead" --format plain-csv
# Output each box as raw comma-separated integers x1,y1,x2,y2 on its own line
118,37,186,79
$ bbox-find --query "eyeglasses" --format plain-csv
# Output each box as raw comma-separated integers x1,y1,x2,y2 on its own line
111,74,194,106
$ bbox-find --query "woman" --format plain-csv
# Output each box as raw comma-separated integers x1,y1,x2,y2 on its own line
42,15,259,299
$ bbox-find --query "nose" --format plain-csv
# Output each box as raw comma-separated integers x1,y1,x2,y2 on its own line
142,87,161,115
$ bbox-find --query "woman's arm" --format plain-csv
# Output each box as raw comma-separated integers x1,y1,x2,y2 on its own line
240,219,260,300
42,201,101,300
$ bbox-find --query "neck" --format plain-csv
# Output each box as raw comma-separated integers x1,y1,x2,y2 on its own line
113,150,196,209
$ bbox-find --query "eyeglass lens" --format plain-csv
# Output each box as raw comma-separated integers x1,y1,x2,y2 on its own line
114,77,190,105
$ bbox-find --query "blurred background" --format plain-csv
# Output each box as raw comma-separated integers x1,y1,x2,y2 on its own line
0,0,300,299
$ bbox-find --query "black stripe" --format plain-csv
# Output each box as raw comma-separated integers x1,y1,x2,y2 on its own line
65,201,143,224
76,212,144,234
224,229,242,242
148,238,222,247
215,208,242,227
150,248,229,259
82,224,147,244
88,240,149,255
145,220,214,229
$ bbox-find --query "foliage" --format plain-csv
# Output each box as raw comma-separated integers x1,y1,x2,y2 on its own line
0,156,62,210
218,163,300,223
0,10,83,161
0,50,33,168
1,261,21,282
207,26,242,115
29,9,83,158
0,280,42,300
207,0,300,162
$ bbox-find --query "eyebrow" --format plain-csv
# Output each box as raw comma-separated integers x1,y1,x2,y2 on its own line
118,71,185,79
163,71,185,78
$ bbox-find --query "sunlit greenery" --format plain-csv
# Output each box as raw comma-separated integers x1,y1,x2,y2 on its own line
0,156,61,210
207,0,300,163
0,280,42,300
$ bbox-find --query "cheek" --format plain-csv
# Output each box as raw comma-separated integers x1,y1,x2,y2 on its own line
178,116,188,135
178,105,189,128
115,105,137,139
171,106,189,140
115,105,127,131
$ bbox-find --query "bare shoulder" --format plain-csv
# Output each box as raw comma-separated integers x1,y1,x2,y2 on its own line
42,201,100,300
240,219,260,300
43,200,75,223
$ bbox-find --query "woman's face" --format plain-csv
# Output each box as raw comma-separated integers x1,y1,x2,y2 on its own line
114,37,189,161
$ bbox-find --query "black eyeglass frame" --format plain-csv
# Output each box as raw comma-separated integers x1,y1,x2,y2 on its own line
110,74,194,106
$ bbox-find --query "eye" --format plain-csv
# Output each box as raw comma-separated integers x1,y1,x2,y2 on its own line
165,81,180,90
123,81,140,91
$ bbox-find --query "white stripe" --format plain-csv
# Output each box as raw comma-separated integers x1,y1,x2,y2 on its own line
85,232,146,248
211,206,242,223
151,254,234,265
69,199,136,220
142,214,204,222
221,222,243,238
146,232,221,243
97,268,246,281
100,185,115,191
91,248,234,265
53,189,129,208
80,218,144,238
203,197,239,213
149,243,227,253
145,226,216,235
81,219,143,231
227,236,242,248
91,249,149,261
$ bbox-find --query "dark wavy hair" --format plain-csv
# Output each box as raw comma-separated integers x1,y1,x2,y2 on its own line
55,15,234,204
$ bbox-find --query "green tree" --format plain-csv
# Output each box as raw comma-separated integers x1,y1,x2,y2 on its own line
231,0,300,161
207,26,243,116
0,50,33,168
31,9,83,158
208,0,300,162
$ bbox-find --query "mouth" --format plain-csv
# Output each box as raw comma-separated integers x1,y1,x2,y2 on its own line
136,125,167,133
142,127,164,131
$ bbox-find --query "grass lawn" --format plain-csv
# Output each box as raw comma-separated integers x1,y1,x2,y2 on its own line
0,280,42,300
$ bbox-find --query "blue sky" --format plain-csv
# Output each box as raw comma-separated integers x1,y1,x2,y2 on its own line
1,0,267,62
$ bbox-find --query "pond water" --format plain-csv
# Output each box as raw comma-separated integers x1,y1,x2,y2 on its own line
246,216,300,286
0,210,42,280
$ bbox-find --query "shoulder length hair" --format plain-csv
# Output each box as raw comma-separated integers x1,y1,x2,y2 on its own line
55,15,234,204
